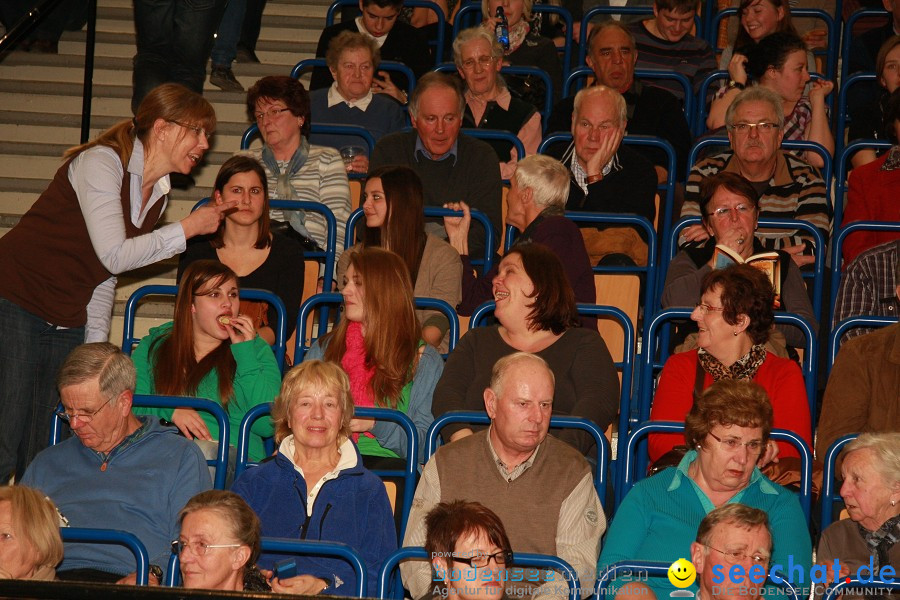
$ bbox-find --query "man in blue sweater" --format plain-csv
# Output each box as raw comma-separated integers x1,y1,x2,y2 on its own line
22,343,211,584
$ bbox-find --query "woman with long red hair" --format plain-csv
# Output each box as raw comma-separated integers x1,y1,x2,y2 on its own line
131,260,281,465
307,247,442,468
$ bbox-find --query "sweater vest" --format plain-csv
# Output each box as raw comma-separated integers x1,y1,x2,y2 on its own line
463,98,536,162
435,431,589,555
0,155,164,327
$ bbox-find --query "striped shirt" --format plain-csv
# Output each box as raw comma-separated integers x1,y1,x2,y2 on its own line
682,150,831,252
628,20,717,102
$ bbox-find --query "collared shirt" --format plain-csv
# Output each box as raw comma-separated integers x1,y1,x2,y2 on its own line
279,435,358,516
414,136,458,165
570,151,620,195
327,81,373,111
354,16,387,47
485,424,541,481
668,450,778,513
832,240,900,342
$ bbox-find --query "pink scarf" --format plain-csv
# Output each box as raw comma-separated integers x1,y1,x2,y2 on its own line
341,321,376,443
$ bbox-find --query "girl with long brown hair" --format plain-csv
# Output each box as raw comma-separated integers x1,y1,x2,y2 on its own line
337,166,461,350
308,247,442,468
0,83,233,483
131,260,281,464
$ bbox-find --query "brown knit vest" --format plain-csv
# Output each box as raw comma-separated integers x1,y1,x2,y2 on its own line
0,155,165,327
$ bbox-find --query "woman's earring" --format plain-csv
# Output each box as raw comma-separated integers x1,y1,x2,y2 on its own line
733,331,739,336
892,500,896,507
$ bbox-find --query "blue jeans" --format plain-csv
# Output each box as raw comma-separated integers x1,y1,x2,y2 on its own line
131,0,228,112
210,0,246,67
0,298,83,482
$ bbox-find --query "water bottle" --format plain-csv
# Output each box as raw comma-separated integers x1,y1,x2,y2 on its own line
495,6,510,51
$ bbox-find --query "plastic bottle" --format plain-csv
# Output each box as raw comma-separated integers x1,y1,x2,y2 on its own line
495,6,510,51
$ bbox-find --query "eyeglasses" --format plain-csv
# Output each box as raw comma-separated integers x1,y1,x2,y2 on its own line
171,540,243,557
694,302,726,314
451,550,513,569
707,431,765,455
726,121,780,134
460,55,496,70
55,398,114,425
708,204,754,219
254,107,292,122
704,545,770,565
169,120,213,141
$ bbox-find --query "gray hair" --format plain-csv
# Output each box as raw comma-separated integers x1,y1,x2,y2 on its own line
725,85,785,130
695,503,771,547
489,351,555,399
325,30,380,71
513,154,570,210
57,342,136,401
845,433,900,487
453,26,504,69
573,85,627,126
408,72,465,119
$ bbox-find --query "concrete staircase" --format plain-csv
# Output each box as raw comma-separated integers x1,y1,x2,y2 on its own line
0,0,330,343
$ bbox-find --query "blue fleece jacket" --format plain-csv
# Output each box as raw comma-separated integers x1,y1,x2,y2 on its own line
231,440,397,597
21,416,212,576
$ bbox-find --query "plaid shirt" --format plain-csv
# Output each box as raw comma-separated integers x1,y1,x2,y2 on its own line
832,240,900,343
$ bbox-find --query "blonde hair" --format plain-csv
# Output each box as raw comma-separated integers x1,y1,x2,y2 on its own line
480,0,533,22
273,360,354,444
0,486,63,580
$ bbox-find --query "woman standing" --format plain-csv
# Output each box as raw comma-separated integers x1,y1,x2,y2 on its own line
0,83,231,483
338,166,462,350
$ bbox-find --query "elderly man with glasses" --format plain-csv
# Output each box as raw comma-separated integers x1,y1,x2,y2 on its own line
680,86,830,269
21,342,211,585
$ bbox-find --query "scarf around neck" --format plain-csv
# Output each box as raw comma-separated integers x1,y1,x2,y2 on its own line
698,344,767,381
860,514,900,570
261,137,310,200
341,321,376,443
506,20,530,54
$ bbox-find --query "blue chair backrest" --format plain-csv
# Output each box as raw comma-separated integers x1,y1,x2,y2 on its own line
60,527,150,585
292,57,417,98
121,282,288,373
827,315,898,376
839,9,890,85
618,421,812,523
378,546,581,600
833,73,878,163
234,402,420,540
577,6,696,66
345,205,497,274
424,411,610,506
825,580,900,600
828,219,900,316
165,536,368,596
833,139,892,229
819,433,857,531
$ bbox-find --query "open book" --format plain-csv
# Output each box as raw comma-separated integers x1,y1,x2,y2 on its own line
712,244,781,308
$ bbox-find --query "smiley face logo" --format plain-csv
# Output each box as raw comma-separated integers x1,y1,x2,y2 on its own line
668,558,696,588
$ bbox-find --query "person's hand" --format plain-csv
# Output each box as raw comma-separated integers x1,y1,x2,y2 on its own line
681,224,710,244
482,15,501,33
808,79,834,105
802,28,828,50
585,126,625,179
824,560,850,584
757,440,780,469
117,571,160,586
372,71,406,104
727,52,748,86
222,313,257,344
443,201,471,256
180,201,237,239
347,155,369,174
783,243,816,267
268,574,330,595
351,417,376,433
172,407,212,441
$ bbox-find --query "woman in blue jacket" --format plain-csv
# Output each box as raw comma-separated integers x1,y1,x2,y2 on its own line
231,360,397,596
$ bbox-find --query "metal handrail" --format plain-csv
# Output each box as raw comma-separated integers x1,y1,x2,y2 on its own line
60,527,149,585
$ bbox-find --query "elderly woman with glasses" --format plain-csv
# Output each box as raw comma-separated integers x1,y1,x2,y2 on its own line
453,26,541,180
599,379,811,598
240,75,350,262
817,433,900,584
662,171,817,351
651,263,811,468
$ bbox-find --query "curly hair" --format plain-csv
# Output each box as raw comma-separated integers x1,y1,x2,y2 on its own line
684,379,773,448
700,264,775,345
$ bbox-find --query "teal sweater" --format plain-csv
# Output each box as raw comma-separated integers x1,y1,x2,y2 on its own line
132,322,280,461
599,451,812,596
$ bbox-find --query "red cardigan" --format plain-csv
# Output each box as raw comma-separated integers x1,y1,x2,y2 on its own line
648,349,812,461
843,152,900,267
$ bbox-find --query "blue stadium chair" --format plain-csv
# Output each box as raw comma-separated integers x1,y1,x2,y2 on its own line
424,411,611,505
825,580,900,600
596,560,802,600
637,308,818,432
378,546,581,600
326,0,446,64
345,205,497,275
819,433,857,531
60,527,150,585
165,537,368,596
832,139,892,229
121,282,288,373
563,67,695,130
233,402,420,540
617,421,813,523
578,6,699,67
839,9,890,87
710,8,837,81
461,128,527,173
827,315,898,376
833,73,877,161
292,57,417,99
665,216,827,327
827,219,900,316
